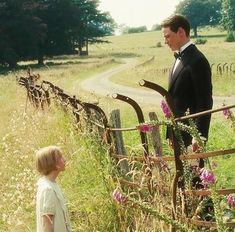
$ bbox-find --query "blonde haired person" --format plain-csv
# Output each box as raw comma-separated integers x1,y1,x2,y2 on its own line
35,146,71,232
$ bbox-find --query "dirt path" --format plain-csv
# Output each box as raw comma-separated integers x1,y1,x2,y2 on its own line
80,58,235,107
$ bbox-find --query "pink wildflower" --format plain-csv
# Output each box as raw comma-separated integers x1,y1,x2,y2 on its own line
161,100,172,119
112,190,127,204
137,123,155,133
200,169,216,188
227,195,235,208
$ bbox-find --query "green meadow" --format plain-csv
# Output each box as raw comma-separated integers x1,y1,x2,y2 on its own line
0,28,235,231
90,29,235,95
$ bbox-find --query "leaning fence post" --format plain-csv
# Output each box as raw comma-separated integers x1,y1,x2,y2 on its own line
149,112,163,156
110,109,129,174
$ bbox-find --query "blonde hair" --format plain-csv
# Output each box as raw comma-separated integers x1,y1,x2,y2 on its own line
35,145,62,175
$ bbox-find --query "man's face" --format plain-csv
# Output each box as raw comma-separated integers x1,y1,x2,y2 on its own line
162,26,181,51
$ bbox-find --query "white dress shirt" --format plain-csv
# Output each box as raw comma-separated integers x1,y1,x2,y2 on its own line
172,40,194,73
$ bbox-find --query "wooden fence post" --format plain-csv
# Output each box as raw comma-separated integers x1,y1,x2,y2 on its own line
149,112,163,156
110,109,129,174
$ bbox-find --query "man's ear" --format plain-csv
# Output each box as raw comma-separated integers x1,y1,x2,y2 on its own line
178,27,186,36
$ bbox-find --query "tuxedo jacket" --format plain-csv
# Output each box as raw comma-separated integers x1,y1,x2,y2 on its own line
168,44,213,145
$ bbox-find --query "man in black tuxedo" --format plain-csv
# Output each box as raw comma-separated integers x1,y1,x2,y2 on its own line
161,14,213,160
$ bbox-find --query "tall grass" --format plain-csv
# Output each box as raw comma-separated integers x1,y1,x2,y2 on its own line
0,91,120,231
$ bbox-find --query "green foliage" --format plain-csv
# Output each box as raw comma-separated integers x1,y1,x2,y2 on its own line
225,32,235,42
62,130,121,231
220,0,235,32
127,26,147,34
0,0,47,67
151,23,161,31
38,0,78,56
194,37,208,44
1,47,18,68
156,41,162,47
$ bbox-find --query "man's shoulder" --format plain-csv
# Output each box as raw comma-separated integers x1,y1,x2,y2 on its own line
183,45,210,65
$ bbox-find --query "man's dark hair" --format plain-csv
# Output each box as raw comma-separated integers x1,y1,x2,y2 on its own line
161,14,190,37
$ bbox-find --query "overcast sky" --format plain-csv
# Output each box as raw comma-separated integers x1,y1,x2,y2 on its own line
98,0,181,30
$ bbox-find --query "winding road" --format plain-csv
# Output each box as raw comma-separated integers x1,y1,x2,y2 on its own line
80,58,235,107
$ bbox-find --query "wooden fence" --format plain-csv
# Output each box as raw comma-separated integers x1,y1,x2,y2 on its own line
17,71,235,231
211,62,234,76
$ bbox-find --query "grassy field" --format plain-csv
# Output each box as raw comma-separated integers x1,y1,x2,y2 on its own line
89,29,235,96
0,27,235,231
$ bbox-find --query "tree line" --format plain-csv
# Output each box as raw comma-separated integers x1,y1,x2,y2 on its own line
0,0,116,67
1,0,234,68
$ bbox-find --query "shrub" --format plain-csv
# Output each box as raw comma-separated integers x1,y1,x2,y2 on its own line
194,37,207,45
127,26,147,34
156,42,162,47
225,32,235,42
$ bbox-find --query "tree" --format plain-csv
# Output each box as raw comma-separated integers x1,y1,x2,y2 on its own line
220,0,235,32
151,24,161,31
71,0,116,55
175,0,221,37
37,0,115,57
0,0,47,67
118,24,130,34
37,0,78,57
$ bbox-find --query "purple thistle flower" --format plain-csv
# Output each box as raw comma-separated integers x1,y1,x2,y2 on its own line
200,169,216,188
137,123,155,133
161,100,172,119
112,189,127,204
227,195,235,208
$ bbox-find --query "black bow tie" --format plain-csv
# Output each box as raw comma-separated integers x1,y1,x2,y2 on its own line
174,52,181,59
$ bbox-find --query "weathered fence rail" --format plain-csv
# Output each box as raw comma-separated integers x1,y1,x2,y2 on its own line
211,62,234,76
17,71,235,231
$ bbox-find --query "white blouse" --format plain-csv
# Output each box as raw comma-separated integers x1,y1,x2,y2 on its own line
36,176,71,232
